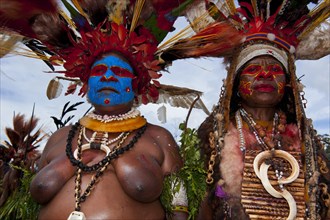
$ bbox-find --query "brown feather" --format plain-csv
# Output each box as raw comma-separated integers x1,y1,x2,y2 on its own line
77,0,109,25
11,114,25,137
160,22,243,61
0,0,58,38
4,128,20,150
31,13,71,48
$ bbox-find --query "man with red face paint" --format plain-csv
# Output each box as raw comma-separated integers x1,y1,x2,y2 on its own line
156,0,330,219
196,42,329,219
199,37,328,220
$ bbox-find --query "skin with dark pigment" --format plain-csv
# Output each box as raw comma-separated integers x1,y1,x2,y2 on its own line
30,53,186,220
197,56,287,219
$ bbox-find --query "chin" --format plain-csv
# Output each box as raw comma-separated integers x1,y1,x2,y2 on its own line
252,95,282,105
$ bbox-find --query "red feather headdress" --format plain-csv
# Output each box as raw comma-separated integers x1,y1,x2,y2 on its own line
0,0,192,104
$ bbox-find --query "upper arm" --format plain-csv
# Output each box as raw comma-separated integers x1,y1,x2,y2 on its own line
150,125,182,175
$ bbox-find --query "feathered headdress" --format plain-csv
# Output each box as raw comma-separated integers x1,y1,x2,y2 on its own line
0,0,195,104
159,0,330,128
160,0,330,63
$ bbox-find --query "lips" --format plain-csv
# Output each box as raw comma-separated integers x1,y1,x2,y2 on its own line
97,87,119,94
254,84,275,92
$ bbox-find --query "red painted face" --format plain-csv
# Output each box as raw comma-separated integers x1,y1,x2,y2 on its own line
239,63,285,95
238,56,287,108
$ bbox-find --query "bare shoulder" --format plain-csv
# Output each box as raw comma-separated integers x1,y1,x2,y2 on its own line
147,123,176,145
38,125,74,168
43,125,73,151
145,123,174,140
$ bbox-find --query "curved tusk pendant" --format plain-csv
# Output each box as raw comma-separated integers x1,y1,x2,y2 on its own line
259,162,282,198
73,143,111,159
253,150,299,220
253,150,300,183
282,189,297,220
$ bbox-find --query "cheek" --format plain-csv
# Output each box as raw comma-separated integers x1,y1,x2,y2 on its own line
88,77,100,89
239,80,252,96
274,75,286,94
277,82,285,94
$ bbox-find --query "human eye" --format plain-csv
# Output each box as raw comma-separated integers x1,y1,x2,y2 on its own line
110,66,135,78
90,65,107,76
269,64,284,73
242,65,261,75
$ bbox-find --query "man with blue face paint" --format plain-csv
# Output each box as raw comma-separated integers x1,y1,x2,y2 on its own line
30,43,188,219
27,3,190,218
87,53,135,107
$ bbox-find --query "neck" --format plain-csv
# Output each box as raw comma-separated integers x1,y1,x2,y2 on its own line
92,102,133,116
241,104,276,121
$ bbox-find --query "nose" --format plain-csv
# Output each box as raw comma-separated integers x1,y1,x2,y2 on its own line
256,70,273,80
100,68,118,82
101,75,118,82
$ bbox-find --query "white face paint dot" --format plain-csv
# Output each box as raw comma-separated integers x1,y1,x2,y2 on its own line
157,136,160,138
168,144,171,147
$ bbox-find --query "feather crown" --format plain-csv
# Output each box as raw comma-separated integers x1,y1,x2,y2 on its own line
0,0,192,104
161,0,330,64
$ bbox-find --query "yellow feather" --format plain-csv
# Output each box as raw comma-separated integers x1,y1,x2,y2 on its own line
0,33,23,58
251,0,259,17
130,0,145,33
71,0,91,24
309,0,330,17
0,41,50,61
299,1,330,40
225,0,237,15
108,0,130,25
59,10,77,30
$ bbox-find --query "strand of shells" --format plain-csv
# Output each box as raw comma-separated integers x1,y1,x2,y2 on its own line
86,108,140,122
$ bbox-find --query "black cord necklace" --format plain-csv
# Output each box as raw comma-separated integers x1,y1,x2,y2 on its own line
66,122,147,172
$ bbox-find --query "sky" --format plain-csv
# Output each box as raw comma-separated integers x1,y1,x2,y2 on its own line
0,17,329,146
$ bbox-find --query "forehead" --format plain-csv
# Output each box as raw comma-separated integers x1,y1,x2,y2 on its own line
92,53,133,70
245,55,282,66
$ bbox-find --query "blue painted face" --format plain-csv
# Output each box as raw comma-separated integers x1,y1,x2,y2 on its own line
87,54,135,106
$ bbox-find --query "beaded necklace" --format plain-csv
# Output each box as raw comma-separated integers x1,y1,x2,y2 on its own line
85,108,141,123
236,108,286,152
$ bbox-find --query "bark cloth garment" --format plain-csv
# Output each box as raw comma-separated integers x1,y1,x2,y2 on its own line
198,116,330,220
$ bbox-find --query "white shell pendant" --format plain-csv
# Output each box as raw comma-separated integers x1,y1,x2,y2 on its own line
67,211,86,220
